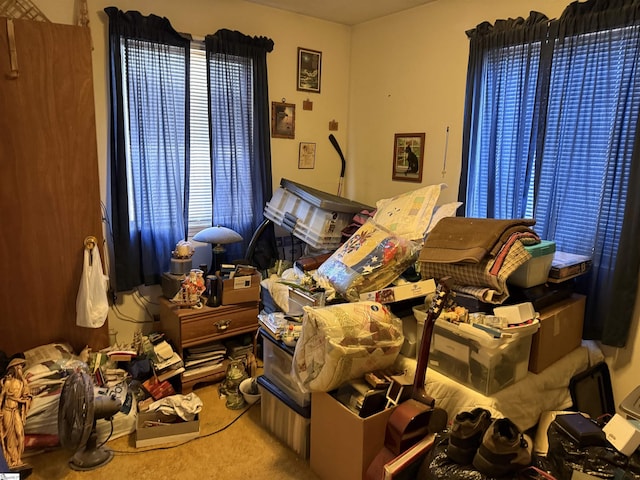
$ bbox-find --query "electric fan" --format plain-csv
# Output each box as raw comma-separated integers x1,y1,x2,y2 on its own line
57,370,122,471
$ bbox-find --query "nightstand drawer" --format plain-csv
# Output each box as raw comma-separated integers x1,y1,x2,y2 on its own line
180,303,259,346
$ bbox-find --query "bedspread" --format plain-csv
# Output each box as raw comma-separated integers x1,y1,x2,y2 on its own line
394,340,604,431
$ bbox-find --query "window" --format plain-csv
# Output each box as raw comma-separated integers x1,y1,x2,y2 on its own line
461,6,640,346
187,42,212,236
106,9,274,291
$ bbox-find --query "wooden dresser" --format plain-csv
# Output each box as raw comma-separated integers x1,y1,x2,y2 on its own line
159,297,259,392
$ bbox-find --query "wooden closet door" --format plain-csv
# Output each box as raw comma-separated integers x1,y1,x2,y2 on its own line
0,18,108,355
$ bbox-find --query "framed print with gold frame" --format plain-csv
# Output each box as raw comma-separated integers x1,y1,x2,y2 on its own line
392,133,425,182
271,102,295,139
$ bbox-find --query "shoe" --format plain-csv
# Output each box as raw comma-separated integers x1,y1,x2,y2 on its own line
472,418,533,477
447,407,492,464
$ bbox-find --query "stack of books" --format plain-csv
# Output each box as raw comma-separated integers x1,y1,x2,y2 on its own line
182,342,227,380
225,337,254,363
153,352,185,382
152,340,185,382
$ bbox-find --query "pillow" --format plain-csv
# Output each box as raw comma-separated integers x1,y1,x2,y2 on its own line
373,183,446,241
291,301,403,392
425,201,463,235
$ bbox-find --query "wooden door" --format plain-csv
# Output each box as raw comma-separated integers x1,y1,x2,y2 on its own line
0,17,108,355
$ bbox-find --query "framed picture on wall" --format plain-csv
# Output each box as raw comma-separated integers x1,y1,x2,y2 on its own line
298,142,316,169
297,47,322,93
271,102,295,139
392,133,425,182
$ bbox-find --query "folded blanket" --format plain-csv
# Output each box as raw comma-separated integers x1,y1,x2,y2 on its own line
419,217,537,264
419,239,532,304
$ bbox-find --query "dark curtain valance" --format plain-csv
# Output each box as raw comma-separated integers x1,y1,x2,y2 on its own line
205,28,274,55
104,7,189,47
466,11,551,44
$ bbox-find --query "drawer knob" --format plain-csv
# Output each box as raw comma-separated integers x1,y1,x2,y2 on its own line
215,319,231,331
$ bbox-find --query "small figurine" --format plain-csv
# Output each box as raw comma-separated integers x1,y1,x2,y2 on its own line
172,268,206,307
172,240,194,259
1,357,32,470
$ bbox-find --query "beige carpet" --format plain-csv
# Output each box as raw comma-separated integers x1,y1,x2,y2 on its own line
23,379,321,480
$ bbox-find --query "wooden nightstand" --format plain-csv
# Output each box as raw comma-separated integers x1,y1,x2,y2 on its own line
159,297,259,392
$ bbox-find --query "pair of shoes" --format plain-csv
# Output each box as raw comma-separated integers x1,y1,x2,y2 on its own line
447,407,493,464
447,408,532,476
472,417,533,477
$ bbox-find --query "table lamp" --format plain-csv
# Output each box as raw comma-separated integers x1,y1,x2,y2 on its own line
193,225,243,276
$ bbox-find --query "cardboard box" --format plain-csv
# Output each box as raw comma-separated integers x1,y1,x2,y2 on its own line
220,271,261,305
359,279,436,304
310,392,395,480
528,294,585,373
136,411,200,448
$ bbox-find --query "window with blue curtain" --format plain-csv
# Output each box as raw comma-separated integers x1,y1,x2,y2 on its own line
106,9,275,292
460,0,640,346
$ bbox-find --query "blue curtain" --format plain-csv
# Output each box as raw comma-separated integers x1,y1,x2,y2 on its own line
105,8,190,291
460,0,640,346
205,30,276,267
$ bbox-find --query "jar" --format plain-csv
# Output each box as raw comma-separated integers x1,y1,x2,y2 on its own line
223,360,248,409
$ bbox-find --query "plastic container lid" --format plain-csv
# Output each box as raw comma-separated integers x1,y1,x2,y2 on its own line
524,240,556,258
620,385,640,420
280,178,372,213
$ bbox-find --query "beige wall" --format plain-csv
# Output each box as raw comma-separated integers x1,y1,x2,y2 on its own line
39,0,353,203
37,0,640,411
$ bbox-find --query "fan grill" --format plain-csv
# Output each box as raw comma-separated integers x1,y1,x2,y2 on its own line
0,0,50,21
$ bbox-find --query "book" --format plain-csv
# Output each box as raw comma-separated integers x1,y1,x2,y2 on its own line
182,361,225,379
157,366,185,382
184,354,224,368
383,433,435,480
548,251,592,282
154,351,184,372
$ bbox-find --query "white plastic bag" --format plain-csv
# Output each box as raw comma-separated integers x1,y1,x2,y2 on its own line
76,246,109,328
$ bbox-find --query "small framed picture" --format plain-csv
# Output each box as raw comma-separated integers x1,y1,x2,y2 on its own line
271,102,295,139
297,47,322,93
298,142,316,169
392,133,425,182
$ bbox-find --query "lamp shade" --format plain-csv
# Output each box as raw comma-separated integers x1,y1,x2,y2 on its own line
193,226,243,245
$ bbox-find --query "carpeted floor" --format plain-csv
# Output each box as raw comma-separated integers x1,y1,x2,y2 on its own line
22,379,320,480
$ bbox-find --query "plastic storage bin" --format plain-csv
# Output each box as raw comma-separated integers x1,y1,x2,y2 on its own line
264,178,371,250
260,329,311,408
427,319,538,395
257,375,311,458
509,240,556,288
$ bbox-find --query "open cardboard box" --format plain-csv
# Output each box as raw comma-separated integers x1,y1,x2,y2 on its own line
529,294,585,373
219,271,261,305
136,411,200,448
310,391,395,480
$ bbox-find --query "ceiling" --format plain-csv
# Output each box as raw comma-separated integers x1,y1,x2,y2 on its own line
244,0,437,26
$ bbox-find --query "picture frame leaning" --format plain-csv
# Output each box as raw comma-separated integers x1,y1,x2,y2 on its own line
297,47,322,93
392,133,425,182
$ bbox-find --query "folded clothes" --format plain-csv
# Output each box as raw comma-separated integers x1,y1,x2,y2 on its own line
419,217,537,264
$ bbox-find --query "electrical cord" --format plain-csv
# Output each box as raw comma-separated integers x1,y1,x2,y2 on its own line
110,303,154,324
